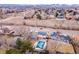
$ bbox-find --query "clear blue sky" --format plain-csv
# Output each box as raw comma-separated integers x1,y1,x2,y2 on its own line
0,0,79,4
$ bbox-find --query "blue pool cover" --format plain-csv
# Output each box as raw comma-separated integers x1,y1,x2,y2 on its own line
36,41,45,49
51,32,57,37
38,32,47,36
51,32,58,40
60,35,69,43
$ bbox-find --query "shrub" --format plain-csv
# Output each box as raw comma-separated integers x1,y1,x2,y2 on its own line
36,14,41,20
6,38,34,54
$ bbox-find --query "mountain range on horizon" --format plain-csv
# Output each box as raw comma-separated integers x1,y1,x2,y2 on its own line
0,4,79,8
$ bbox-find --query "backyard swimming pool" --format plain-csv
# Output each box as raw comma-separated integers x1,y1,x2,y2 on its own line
34,39,47,51
36,41,45,49
51,32,57,37
38,32,47,36
51,32,58,40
